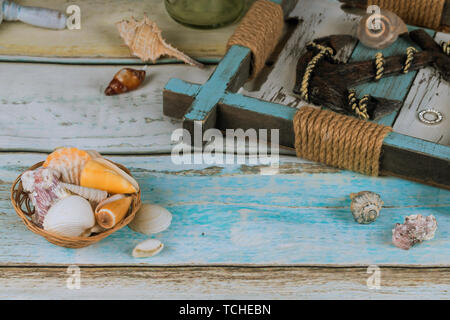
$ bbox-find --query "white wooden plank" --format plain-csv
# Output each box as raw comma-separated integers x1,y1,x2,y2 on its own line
1,267,448,299
393,32,450,146
0,63,212,154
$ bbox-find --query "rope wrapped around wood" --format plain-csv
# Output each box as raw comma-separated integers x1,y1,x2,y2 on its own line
368,0,446,30
227,0,284,78
293,106,392,176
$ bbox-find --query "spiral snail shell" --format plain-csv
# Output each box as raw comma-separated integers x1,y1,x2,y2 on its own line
350,191,383,224
357,10,408,49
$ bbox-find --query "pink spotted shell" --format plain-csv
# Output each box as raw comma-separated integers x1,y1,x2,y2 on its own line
21,168,69,227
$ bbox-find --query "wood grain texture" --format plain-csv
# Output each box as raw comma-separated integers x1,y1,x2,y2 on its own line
393,32,450,146
1,153,449,266
0,0,252,62
0,0,350,155
0,266,448,299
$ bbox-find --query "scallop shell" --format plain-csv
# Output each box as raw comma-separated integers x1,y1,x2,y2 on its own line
128,204,172,235
357,10,408,49
61,183,108,204
350,191,383,224
105,68,146,96
132,239,164,258
117,16,203,67
392,214,437,250
43,147,92,185
21,167,70,227
43,195,95,237
94,194,132,229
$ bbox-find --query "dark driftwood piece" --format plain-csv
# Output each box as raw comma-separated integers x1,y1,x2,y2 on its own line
338,0,450,31
293,30,450,119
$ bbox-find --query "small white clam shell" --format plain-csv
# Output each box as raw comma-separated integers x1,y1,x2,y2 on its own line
132,239,164,258
43,195,95,237
128,204,172,235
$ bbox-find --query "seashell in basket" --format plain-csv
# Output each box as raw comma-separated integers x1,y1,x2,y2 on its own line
80,158,139,194
21,167,70,227
11,161,142,248
43,195,95,238
95,194,133,229
61,183,108,204
43,147,93,185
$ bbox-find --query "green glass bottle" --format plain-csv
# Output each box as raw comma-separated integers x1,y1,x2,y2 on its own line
165,0,245,29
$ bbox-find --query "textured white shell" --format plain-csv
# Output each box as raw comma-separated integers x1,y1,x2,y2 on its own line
392,214,437,250
61,183,108,204
128,204,172,235
43,195,95,237
132,239,164,258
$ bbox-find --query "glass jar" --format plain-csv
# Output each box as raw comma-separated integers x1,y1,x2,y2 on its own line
165,0,245,29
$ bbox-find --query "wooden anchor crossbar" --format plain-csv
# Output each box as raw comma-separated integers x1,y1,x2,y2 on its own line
163,0,450,189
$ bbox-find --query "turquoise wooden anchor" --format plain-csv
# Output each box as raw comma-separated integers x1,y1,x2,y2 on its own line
163,0,450,189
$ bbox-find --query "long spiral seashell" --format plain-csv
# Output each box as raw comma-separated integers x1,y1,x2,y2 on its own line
61,183,108,204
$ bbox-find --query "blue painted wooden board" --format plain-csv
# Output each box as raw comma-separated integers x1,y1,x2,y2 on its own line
1,153,448,266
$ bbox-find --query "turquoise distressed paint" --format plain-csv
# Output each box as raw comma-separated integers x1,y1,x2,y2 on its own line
1,154,449,266
184,45,251,120
384,132,450,160
350,26,435,125
222,92,296,120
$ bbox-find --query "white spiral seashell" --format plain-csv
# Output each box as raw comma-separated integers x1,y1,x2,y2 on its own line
128,204,172,235
43,195,95,237
132,239,164,258
350,191,383,224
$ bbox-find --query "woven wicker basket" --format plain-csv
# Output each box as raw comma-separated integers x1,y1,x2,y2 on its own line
10,161,141,249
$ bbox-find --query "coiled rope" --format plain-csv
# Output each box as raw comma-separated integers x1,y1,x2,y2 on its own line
293,106,392,176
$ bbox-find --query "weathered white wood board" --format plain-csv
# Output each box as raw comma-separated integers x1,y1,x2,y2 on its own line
393,33,450,146
0,0,252,61
0,0,355,155
1,153,449,266
1,267,448,299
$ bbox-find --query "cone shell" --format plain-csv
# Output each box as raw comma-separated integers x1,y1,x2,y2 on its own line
132,239,164,258
105,68,146,96
129,204,172,235
43,147,92,185
80,158,139,194
95,194,132,229
117,16,203,67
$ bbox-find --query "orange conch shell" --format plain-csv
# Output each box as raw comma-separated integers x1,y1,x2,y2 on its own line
105,68,146,96
117,16,203,67
43,147,92,185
